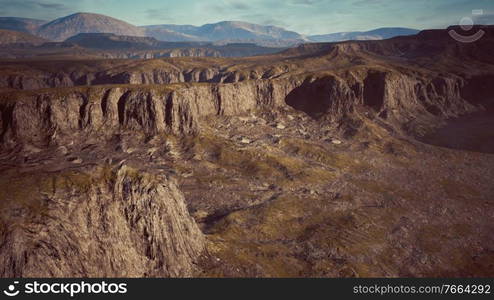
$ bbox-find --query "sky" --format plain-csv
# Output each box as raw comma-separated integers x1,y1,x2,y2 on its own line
0,0,493,35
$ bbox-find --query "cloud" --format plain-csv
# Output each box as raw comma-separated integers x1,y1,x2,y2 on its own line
0,0,70,19
229,1,250,10
352,0,387,6
143,8,184,24
0,0,67,10
209,0,252,13
288,0,324,6
259,18,288,27
38,3,65,10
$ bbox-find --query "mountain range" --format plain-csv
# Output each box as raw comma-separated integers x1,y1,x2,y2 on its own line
0,12,419,46
144,21,308,46
308,27,419,42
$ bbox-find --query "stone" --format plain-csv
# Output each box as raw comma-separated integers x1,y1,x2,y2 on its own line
125,147,136,154
57,146,68,155
68,157,83,164
192,210,209,220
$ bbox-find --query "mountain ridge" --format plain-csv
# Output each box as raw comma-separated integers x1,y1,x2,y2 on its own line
308,27,419,42
0,29,48,46
0,12,420,46
144,21,306,40
0,17,46,34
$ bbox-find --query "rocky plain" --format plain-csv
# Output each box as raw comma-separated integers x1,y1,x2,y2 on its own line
0,25,493,277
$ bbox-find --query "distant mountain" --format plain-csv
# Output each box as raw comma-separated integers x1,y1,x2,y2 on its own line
60,32,285,57
194,21,305,41
36,13,145,41
143,26,202,42
65,33,162,49
308,27,419,42
0,29,47,45
141,21,308,46
65,33,211,50
0,17,46,34
0,12,420,47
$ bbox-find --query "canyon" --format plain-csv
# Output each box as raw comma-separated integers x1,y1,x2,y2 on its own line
0,26,493,277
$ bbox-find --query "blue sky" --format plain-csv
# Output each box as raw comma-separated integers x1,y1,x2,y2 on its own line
0,0,493,34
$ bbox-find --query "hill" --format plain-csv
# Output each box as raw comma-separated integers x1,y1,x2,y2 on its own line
36,12,146,41
0,17,46,34
142,21,307,46
0,29,48,45
65,33,163,49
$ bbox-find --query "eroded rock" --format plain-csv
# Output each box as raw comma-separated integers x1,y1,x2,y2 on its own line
0,165,205,277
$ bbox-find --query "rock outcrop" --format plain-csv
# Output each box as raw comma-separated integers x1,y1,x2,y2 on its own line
0,165,204,277
0,81,293,147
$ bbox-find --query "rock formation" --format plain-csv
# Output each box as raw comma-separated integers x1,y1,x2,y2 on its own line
0,164,204,277
1,26,494,277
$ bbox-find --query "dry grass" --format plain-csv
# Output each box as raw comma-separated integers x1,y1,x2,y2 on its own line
187,133,337,186
0,165,116,222
279,137,371,173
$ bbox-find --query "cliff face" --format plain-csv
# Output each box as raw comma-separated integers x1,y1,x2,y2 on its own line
0,81,295,147
0,68,485,150
0,165,204,277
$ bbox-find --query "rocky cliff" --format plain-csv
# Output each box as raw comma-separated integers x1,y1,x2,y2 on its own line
0,67,488,150
0,164,204,277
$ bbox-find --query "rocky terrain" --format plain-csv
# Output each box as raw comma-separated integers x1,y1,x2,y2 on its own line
0,26,493,277
0,43,286,60
0,32,286,59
